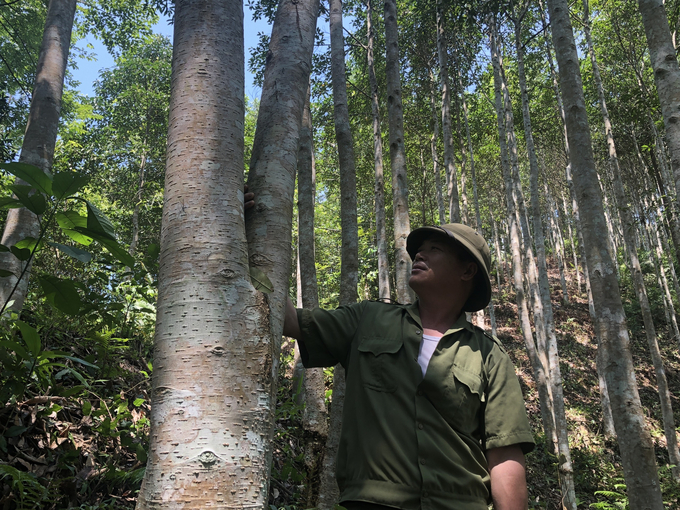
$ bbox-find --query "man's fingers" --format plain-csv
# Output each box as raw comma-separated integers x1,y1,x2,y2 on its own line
244,189,255,210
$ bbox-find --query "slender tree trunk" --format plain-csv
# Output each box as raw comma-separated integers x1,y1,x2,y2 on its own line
384,0,412,304
513,9,576,506
546,0,664,505
367,0,391,300
430,73,446,225
436,0,460,223
294,86,329,506
543,180,569,304
318,1,359,506
490,14,555,448
129,151,147,257
137,0,318,506
0,0,77,312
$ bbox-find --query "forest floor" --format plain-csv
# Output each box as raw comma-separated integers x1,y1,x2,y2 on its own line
2,258,680,509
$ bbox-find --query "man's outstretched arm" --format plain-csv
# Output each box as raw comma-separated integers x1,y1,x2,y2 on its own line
487,445,528,510
283,296,301,339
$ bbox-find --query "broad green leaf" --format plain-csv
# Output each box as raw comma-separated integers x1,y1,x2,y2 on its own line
250,266,273,293
15,237,42,252
62,355,99,369
56,210,87,230
0,244,8,252
1,162,52,195
135,443,147,463
10,245,31,261
85,201,117,241
5,425,27,438
82,401,92,416
9,185,46,215
56,211,93,246
38,275,82,315
48,242,92,263
147,243,160,260
0,197,22,209
72,228,134,267
16,320,40,357
0,269,13,277
52,172,90,200
2,339,29,360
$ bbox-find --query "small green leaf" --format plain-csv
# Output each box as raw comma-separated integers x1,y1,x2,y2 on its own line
5,425,27,438
48,242,92,263
9,185,46,215
3,339,29,360
38,275,82,315
147,243,160,260
0,197,22,209
0,244,8,252
85,201,117,241
62,355,99,369
16,320,40,357
0,269,13,277
250,266,273,293
135,443,147,463
1,162,53,195
133,398,145,407
52,172,89,200
72,229,134,267
10,245,31,261
82,401,92,416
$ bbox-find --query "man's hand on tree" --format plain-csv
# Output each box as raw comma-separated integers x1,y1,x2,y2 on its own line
244,184,255,210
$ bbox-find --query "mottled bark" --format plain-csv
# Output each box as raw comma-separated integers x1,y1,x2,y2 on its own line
638,0,680,251
512,8,575,506
546,0,664,506
384,0,412,303
367,0,391,300
138,0,318,507
490,14,555,447
436,0,460,224
0,0,77,312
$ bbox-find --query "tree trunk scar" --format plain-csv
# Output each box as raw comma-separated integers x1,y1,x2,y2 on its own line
291,0,303,42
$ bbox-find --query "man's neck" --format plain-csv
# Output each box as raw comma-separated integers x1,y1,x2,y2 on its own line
417,298,464,336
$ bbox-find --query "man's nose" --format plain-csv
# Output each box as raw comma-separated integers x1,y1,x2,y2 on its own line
414,251,425,261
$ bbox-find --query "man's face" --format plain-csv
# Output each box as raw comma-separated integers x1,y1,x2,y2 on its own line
408,236,477,299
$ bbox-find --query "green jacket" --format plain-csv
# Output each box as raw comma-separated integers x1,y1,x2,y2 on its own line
297,300,534,510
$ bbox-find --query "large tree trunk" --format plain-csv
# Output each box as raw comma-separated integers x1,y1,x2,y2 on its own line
637,0,680,270
384,0,412,304
436,0,460,224
546,0,664,506
0,0,77,312
367,0,391,301
512,8,576,507
137,0,317,507
584,1,680,479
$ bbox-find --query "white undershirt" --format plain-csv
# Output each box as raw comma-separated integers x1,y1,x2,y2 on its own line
418,333,442,377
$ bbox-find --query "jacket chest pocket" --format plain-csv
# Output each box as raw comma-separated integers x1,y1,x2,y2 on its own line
443,364,486,434
357,336,404,393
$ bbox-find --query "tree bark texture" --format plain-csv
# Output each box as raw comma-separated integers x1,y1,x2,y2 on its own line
490,14,555,448
513,9,576,507
0,0,77,312
546,0,664,506
436,0,460,223
138,0,318,507
367,0,391,301
384,0,412,304
638,0,680,247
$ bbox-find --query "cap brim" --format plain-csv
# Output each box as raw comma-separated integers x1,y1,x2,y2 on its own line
406,226,491,312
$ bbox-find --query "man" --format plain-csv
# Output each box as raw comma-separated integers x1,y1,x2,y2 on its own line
283,223,534,510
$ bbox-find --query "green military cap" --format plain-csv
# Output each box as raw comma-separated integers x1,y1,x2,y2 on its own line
406,223,492,312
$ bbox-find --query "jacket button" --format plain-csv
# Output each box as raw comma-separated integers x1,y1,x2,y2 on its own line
420,458,426,465
416,330,421,335
418,423,424,430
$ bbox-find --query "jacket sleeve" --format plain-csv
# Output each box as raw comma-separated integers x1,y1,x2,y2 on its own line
296,301,366,369
483,343,535,454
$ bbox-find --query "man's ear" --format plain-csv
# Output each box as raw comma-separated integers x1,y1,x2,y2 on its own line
461,262,478,281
